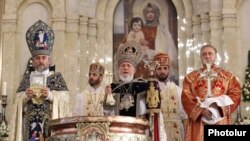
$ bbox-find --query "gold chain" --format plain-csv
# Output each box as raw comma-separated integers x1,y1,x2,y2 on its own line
88,88,103,112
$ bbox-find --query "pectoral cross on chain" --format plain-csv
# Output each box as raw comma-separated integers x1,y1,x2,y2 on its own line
199,64,218,98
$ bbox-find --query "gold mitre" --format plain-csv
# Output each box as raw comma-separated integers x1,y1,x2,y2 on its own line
153,52,170,66
89,62,105,75
116,41,143,68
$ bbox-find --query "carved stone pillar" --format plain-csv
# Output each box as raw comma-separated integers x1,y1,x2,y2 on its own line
185,17,194,74
222,11,239,77
200,13,210,43
209,10,223,66
87,18,97,64
52,18,66,73
192,15,202,69
2,16,17,122
0,0,3,65
177,16,187,86
96,20,113,77
103,20,113,79
96,20,109,73
79,16,88,90
65,15,79,104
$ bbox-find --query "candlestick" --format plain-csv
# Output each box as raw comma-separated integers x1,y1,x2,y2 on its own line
235,104,244,125
0,95,8,138
1,81,7,96
105,72,115,105
106,72,113,84
1,95,7,124
0,89,7,125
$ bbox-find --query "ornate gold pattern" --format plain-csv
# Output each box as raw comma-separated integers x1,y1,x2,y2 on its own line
182,65,241,141
146,82,160,108
30,85,44,104
109,133,147,141
76,122,109,141
116,41,143,67
187,66,232,99
89,63,105,75
47,116,149,141
161,82,184,141
84,89,105,116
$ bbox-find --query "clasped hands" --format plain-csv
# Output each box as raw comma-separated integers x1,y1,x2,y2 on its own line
25,87,50,99
201,102,219,120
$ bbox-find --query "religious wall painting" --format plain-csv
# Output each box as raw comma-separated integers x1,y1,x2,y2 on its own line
113,0,179,84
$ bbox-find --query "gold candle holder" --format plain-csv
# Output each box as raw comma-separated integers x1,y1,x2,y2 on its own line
0,82,9,138
106,72,113,84
105,72,116,105
1,95,7,123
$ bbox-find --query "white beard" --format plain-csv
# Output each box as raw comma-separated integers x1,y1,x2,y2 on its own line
119,73,134,83
203,59,214,65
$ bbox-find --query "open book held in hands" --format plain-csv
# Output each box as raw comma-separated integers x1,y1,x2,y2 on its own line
30,73,46,104
197,95,234,124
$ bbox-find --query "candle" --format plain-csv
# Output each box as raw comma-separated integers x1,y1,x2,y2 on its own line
2,81,7,96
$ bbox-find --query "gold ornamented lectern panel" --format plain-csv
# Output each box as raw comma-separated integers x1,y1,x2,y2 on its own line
46,116,149,141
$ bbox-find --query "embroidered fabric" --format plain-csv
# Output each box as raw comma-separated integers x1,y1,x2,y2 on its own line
119,84,134,111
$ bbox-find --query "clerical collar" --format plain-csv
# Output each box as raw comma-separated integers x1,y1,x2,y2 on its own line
88,85,103,94
34,69,49,76
202,64,216,69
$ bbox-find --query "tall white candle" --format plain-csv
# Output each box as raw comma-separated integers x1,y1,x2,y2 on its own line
2,81,7,96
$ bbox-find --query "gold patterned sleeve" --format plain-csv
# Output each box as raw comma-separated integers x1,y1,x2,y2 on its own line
181,76,203,121
226,76,241,113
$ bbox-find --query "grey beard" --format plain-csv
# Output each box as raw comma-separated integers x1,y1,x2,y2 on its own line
36,66,48,72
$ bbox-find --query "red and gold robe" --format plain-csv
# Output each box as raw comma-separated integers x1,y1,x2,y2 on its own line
181,65,241,141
